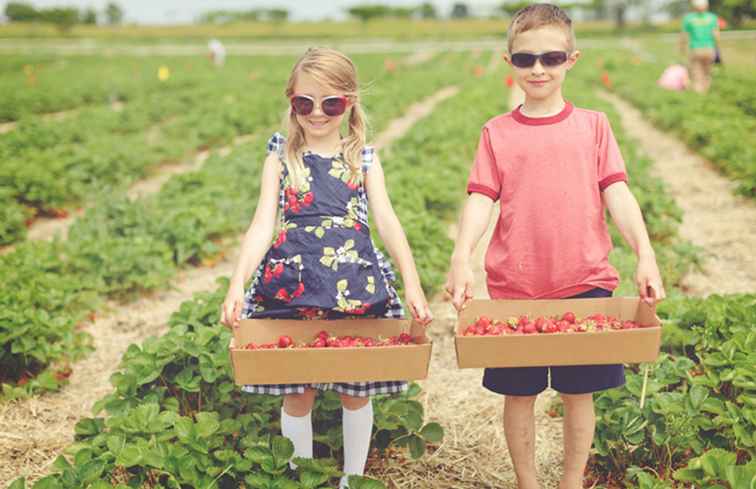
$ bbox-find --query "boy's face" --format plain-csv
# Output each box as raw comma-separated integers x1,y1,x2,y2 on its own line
505,25,580,103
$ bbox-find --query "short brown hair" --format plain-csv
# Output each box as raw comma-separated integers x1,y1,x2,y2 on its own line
506,3,576,53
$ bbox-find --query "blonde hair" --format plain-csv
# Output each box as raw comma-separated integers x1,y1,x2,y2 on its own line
283,47,368,188
507,3,576,53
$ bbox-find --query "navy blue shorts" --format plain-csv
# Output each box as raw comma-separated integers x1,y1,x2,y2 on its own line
482,288,625,396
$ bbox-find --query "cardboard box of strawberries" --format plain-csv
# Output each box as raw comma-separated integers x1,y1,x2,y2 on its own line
455,297,661,368
229,318,432,384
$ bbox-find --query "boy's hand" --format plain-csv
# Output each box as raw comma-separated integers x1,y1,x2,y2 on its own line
445,259,474,311
636,254,666,306
220,285,245,329
405,285,433,326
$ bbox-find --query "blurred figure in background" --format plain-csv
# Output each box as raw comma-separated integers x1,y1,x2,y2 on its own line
208,38,226,67
680,0,720,93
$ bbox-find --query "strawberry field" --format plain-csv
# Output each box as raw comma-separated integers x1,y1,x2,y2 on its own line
1,28,755,489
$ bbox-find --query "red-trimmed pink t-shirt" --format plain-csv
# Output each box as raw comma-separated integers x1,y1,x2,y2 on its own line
467,102,628,299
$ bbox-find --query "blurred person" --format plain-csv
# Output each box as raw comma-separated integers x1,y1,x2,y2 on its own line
208,38,226,67
680,0,720,93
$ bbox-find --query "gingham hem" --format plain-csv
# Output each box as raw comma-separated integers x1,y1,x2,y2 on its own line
241,381,408,397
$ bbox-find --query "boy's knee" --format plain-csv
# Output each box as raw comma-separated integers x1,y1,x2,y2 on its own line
505,394,538,407
340,394,370,410
560,392,593,405
283,389,317,416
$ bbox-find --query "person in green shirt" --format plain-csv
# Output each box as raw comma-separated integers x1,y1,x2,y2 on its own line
680,0,720,93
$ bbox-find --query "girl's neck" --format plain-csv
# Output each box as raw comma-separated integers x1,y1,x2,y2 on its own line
304,133,343,156
521,92,566,118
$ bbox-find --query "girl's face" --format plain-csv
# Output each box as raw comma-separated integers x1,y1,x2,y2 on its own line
291,72,351,142
505,25,580,103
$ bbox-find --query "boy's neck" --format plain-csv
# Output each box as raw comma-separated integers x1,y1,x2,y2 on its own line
520,92,566,118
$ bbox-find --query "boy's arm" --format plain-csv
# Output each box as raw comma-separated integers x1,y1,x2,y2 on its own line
602,182,666,305
365,154,432,324
446,193,494,310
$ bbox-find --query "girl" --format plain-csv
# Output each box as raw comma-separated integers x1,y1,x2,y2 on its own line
220,47,432,488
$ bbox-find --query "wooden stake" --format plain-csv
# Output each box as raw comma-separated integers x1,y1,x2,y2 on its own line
640,364,650,409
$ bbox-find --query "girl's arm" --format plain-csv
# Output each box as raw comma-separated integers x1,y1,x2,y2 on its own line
446,193,494,310
365,153,432,324
221,152,282,327
602,182,666,305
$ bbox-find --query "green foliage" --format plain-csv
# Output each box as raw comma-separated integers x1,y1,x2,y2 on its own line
104,2,123,25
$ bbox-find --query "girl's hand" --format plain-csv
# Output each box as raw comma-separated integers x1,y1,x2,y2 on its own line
220,284,245,329
445,259,474,311
636,255,666,306
405,286,432,326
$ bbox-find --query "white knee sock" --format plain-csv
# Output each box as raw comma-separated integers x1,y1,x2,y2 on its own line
340,401,374,488
280,408,312,470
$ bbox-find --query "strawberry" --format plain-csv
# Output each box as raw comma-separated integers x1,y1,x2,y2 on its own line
534,317,547,333
275,288,291,302
523,323,537,334
263,265,273,284
316,330,329,340
476,316,492,329
545,320,559,334
291,282,305,298
273,231,286,248
398,333,413,344
562,312,576,324
557,320,570,333
517,315,530,327
311,338,326,348
622,320,637,330
244,342,257,350
278,335,294,348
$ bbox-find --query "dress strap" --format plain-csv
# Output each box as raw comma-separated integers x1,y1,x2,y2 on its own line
361,146,375,174
267,132,286,161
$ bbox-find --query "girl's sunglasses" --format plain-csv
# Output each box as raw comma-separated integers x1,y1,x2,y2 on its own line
510,51,569,68
290,95,349,117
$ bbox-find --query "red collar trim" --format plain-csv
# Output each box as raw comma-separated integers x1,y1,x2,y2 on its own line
512,101,574,126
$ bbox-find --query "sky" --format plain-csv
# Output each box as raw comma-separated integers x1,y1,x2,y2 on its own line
0,0,504,24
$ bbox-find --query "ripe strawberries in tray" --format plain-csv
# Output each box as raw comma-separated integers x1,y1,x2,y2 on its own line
462,312,645,337
243,331,415,350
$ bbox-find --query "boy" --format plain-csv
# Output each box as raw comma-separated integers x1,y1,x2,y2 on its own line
445,4,665,489
680,0,720,93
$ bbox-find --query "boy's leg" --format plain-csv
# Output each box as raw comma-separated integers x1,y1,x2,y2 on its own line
559,393,595,489
282,388,317,469
484,367,548,489
551,364,624,489
340,394,373,489
504,394,541,489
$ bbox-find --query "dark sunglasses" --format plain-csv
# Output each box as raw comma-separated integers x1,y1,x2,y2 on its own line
290,95,349,117
510,51,569,68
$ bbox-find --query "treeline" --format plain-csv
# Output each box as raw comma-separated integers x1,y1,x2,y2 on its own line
3,1,124,30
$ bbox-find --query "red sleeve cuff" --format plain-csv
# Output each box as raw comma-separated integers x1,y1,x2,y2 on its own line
599,172,628,191
467,183,499,201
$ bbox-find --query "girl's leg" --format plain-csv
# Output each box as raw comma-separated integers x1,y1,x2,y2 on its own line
282,388,317,469
559,392,595,489
339,394,373,489
503,394,540,489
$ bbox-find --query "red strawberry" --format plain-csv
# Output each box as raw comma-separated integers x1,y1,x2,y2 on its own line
291,282,305,298
244,342,257,350
275,288,291,302
311,338,326,348
290,201,301,213
398,333,413,344
364,337,376,347
534,317,547,333
545,321,559,334
562,312,576,324
622,320,637,330
523,323,537,334
273,231,286,248
557,320,570,333
517,315,530,327
278,335,294,348
316,330,329,340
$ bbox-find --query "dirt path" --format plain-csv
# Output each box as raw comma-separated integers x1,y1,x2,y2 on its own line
0,84,461,488
369,88,564,489
599,90,756,296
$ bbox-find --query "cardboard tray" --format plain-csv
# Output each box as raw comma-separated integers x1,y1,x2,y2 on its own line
229,318,432,385
455,297,662,368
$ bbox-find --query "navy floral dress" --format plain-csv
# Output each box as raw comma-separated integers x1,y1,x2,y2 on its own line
241,133,407,397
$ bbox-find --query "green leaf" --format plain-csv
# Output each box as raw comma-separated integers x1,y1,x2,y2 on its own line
8,478,26,489
348,475,387,489
407,434,426,459
116,444,143,467
419,422,444,443
271,435,295,462
196,412,220,438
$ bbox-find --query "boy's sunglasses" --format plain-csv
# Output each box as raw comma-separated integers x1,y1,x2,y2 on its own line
510,51,569,68
290,95,349,117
